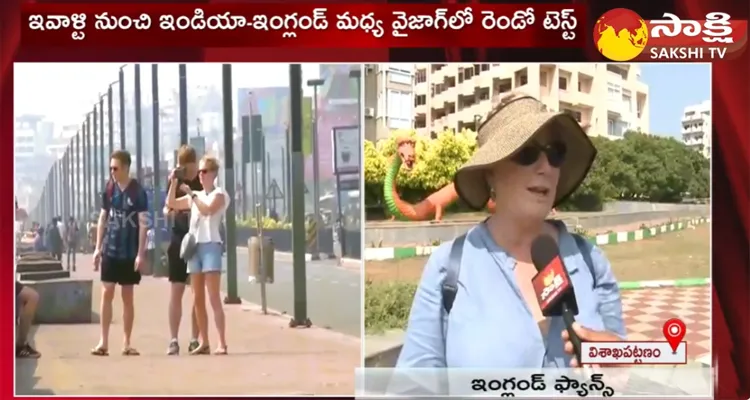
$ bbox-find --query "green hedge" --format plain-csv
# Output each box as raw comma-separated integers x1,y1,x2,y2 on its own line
365,130,710,218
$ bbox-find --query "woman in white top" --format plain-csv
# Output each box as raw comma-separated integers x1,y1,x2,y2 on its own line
166,156,230,355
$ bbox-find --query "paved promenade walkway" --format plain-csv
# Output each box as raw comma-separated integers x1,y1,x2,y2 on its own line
16,254,360,396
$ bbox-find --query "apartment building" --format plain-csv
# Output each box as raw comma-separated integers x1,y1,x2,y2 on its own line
413,63,650,140
681,100,711,158
363,64,414,141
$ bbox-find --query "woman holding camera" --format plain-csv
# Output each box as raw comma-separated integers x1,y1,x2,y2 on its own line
166,155,230,355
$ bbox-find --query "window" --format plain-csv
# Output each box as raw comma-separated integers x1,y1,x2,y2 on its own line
559,77,568,90
388,118,411,130
414,94,426,107
607,88,618,100
481,64,490,72
540,72,548,86
607,119,615,135
389,70,411,85
414,69,427,84
622,95,632,112
387,89,413,129
478,89,490,101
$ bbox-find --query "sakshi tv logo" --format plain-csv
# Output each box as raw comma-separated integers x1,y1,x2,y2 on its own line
540,267,565,302
594,8,747,61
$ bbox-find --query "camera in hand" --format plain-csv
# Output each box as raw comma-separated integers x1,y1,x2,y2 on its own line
174,167,186,181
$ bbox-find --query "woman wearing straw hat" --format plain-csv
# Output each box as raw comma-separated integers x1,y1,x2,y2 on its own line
396,94,625,369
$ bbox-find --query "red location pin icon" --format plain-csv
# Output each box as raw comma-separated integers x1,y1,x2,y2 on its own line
662,318,686,353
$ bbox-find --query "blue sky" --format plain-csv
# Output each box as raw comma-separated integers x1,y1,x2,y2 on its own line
639,64,711,138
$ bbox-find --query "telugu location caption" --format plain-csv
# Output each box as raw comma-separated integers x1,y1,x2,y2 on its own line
582,318,689,364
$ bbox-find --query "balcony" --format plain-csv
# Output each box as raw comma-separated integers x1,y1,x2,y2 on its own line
415,127,430,137
441,64,459,77
634,81,649,95
456,101,493,128
414,79,428,95
576,64,596,76
682,124,706,134
432,116,448,132
414,102,428,116
683,131,706,144
431,66,448,82
432,88,449,110
458,81,476,97
681,115,705,124
558,89,574,105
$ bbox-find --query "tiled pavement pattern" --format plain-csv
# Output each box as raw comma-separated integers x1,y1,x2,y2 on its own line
623,286,711,361
18,254,360,396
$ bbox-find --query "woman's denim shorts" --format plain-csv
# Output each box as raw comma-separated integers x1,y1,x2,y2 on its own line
187,242,223,274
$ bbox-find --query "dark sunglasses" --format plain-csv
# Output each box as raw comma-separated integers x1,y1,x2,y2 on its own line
199,169,214,175
511,140,567,168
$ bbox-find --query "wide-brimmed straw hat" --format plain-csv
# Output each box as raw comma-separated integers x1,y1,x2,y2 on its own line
454,95,596,210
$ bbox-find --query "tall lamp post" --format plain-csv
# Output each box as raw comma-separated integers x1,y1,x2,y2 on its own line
305,78,324,260
119,65,127,150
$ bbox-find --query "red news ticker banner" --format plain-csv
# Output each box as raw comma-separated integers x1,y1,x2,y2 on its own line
20,3,585,48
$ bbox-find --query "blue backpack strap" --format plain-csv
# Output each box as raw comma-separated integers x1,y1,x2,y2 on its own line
442,233,467,314
573,234,597,289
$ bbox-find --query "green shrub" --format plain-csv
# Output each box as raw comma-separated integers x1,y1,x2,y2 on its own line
364,280,417,334
365,130,710,218
235,217,293,230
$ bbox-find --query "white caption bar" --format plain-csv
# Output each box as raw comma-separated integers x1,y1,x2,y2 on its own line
581,341,687,365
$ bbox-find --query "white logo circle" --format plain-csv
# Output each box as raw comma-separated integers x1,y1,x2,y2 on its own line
666,322,682,337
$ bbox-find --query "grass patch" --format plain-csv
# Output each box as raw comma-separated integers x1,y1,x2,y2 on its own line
364,280,416,334
364,224,710,334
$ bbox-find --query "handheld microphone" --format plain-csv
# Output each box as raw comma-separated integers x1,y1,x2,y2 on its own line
530,234,582,364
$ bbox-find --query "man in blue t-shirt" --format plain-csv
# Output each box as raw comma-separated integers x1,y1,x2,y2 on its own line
91,149,148,356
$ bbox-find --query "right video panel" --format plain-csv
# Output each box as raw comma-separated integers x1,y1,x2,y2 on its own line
360,63,711,397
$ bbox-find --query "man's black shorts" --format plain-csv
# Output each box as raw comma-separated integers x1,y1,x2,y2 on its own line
101,257,142,285
167,235,189,284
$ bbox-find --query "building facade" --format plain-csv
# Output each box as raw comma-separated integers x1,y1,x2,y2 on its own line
411,63,650,140
681,100,711,159
363,64,414,141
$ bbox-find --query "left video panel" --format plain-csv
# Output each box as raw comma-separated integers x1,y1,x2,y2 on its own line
14,63,363,395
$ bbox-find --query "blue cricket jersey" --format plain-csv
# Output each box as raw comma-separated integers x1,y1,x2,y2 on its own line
101,181,148,260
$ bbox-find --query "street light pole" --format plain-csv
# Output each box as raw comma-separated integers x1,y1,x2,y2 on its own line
135,64,143,181
306,78,325,260
151,63,164,276
108,82,116,157
75,134,80,220
93,104,99,203
289,64,310,328
99,94,106,187
119,65,126,149
83,115,90,218
179,64,188,146
221,64,241,304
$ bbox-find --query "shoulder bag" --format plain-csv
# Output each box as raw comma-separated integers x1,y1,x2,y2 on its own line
179,203,201,261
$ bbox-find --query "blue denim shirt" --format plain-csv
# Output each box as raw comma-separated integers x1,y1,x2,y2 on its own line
396,221,626,369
